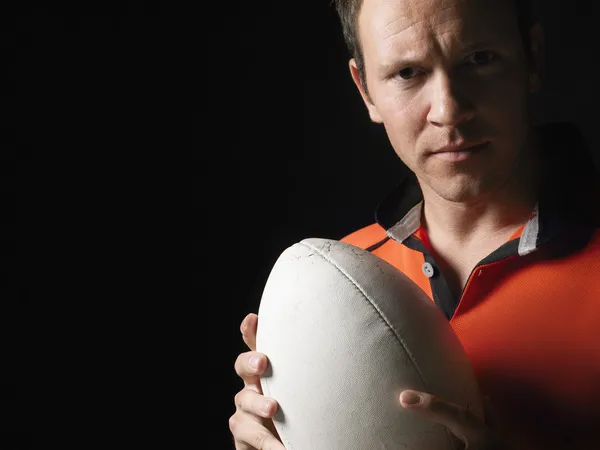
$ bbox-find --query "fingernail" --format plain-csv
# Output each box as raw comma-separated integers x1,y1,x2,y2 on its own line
249,355,261,370
401,391,423,405
240,317,247,333
261,400,273,414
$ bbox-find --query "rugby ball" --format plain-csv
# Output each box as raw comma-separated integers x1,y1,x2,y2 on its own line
257,238,483,450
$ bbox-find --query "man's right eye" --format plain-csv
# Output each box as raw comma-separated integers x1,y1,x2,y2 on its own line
396,67,422,80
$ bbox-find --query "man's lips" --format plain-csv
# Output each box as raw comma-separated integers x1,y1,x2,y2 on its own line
428,141,490,162
430,140,490,154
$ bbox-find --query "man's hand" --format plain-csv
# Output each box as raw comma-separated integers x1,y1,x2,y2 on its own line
229,313,285,450
400,390,510,450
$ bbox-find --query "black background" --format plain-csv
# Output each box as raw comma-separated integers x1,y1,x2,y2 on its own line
231,0,600,448
8,0,600,446
9,2,164,445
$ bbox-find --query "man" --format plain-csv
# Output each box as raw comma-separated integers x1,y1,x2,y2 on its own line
230,0,600,448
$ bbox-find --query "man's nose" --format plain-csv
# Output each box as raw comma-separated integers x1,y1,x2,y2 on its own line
426,73,475,127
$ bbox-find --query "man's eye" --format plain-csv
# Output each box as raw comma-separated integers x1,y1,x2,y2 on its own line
397,67,422,80
466,51,497,65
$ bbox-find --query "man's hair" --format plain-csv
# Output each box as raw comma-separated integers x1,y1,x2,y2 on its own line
333,0,535,94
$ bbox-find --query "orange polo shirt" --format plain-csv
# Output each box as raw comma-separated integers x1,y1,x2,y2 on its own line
341,123,600,449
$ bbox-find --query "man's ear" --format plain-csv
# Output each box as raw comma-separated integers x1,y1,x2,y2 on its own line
527,23,545,93
349,59,383,123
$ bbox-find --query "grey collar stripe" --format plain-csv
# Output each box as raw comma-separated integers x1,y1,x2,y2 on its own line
518,203,540,256
386,201,542,254
387,201,423,243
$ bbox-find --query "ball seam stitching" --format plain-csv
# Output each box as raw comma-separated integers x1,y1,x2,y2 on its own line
299,241,430,393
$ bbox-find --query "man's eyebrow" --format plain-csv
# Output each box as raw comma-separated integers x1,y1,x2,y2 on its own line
460,39,501,52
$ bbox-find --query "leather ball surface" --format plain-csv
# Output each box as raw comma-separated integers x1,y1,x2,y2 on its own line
257,238,483,450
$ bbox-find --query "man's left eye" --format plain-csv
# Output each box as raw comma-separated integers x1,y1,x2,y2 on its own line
466,51,497,65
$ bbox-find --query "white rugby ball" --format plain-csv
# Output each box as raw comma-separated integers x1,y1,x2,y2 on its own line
257,238,483,450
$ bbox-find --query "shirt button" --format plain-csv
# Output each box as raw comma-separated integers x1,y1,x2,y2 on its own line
422,262,435,278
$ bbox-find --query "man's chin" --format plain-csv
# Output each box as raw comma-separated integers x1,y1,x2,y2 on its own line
424,178,493,204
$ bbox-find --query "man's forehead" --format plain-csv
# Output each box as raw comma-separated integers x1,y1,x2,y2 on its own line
358,0,516,41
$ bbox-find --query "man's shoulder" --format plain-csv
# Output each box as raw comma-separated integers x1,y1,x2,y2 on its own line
340,223,388,250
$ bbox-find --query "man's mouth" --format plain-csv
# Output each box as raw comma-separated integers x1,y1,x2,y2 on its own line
430,141,490,162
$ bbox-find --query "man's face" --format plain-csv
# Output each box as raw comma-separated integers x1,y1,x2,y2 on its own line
351,0,543,202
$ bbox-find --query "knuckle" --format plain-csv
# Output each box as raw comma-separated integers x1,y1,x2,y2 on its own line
229,414,238,433
241,314,254,332
254,432,267,448
234,391,243,409
234,353,246,375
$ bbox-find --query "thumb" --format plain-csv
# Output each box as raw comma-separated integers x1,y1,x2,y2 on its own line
399,390,482,445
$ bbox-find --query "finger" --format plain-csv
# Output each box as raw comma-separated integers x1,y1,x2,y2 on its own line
230,413,285,450
229,411,263,450
235,388,279,419
241,313,259,351
400,390,483,444
234,351,269,391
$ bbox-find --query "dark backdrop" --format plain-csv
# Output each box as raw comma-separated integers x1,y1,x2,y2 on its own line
10,2,162,444
10,0,597,441
15,0,597,446
230,0,599,447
